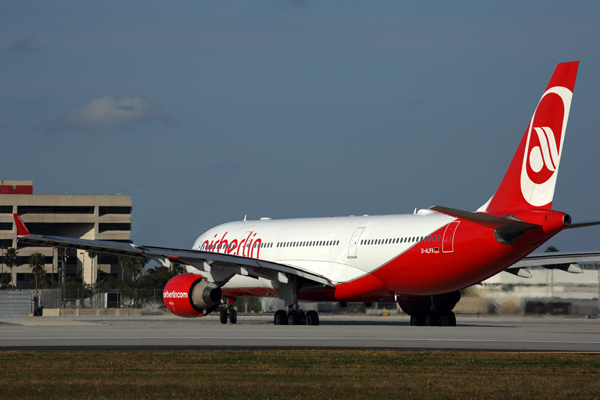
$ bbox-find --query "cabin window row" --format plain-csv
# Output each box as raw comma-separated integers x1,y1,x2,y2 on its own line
360,235,440,246
202,242,274,251
277,240,340,248
202,239,341,251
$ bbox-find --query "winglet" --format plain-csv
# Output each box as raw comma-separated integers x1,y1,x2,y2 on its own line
13,214,30,236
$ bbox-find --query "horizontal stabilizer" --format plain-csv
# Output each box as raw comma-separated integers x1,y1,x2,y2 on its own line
431,205,542,245
563,220,600,229
430,206,540,229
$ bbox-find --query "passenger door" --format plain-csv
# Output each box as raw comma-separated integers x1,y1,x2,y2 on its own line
347,227,365,259
442,221,459,254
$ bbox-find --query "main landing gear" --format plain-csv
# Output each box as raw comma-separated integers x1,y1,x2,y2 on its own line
398,291,461,327
409,311,456,327
272,276,319,326
219,297,237,324
273,308,320,326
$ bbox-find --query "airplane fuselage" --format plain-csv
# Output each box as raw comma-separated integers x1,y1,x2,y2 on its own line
192,209,566,302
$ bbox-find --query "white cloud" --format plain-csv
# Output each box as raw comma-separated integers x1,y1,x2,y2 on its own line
38,95,177,132
5,37,39,55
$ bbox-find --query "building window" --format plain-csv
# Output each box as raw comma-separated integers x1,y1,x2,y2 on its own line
18,206,94,214
0,223,12,231
99,206,132,216
99,256,118,264
0,206,12,214
17,273,33,281
99,223,131,233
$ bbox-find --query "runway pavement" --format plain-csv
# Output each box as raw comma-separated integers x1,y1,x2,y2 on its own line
0,314,599,352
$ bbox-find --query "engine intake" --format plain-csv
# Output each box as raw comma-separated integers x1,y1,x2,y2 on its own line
163,273,222,318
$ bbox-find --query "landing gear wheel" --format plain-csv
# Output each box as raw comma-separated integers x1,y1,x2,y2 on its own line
435,311,456,327
220,309,228,324
425,312,439,326
299,310,306,325
229,309,237,324
447,311,456,327
274,310,288,325
305,310,319,326
288,310,301,325
438,312,450,327
410,313,425,326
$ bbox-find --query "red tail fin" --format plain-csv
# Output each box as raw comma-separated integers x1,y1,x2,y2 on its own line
482,62,579,213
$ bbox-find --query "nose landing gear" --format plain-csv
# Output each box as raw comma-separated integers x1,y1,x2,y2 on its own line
219,297,237,324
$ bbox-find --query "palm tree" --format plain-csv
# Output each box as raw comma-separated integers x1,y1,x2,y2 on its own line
136,258,149,279
5,247,18,288
56,247,66,284
29,252,46,290
124,256,138,281
118,255,127,282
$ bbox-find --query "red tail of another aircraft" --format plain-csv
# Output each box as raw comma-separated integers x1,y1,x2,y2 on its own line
481,62,579,213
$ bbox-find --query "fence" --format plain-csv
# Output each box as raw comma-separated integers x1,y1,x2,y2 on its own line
0,290,32,317
43,288,165,309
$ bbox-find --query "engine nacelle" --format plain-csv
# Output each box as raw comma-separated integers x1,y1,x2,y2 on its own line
163,273,222,318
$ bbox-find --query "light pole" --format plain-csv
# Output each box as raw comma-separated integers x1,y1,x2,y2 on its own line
1,246,4,289
51,247,54,290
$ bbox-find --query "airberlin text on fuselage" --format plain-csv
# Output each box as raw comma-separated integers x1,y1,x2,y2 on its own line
163,290,188,299
200,231,262,258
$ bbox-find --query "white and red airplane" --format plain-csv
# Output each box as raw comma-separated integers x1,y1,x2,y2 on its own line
14,61,600,326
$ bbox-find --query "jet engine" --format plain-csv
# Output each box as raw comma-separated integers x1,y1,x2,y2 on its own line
163,273,222,318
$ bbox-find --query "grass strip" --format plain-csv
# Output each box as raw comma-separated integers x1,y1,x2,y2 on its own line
0,350,599,399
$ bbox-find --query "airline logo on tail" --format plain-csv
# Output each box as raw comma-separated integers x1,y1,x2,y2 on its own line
483,61,578,213
520,86,572,207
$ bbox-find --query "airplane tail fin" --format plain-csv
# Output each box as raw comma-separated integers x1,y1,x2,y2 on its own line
480,62,579,213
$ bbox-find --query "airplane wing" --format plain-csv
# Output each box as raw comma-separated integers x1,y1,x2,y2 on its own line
13,214,333,288
504,251,600,278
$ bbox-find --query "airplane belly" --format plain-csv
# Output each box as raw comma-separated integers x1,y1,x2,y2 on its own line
274,259,366,284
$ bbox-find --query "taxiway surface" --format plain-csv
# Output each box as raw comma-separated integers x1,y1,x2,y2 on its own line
0,314,599,352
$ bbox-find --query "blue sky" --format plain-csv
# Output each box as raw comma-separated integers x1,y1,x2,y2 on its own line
2,1,600,253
